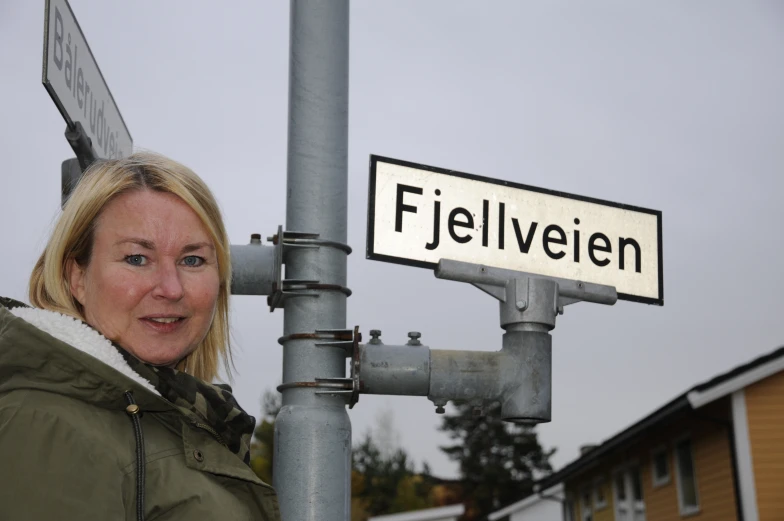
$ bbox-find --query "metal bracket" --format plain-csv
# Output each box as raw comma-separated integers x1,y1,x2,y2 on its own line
275,326,362,408
61,122,100,207
312,326,363,408
266,227,353,311
65,121,98,172
436,259,617,329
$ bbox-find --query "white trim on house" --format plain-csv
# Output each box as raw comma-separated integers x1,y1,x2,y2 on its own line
593,476,608,510
687,356,784,408
369,504,465,521
650,444,671,488
732,390,760,521
579,484,593,521
487,484,564,521
673,434,700,517
612,462,645,521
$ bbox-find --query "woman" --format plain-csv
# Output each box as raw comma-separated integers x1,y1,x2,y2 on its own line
0,152,280,520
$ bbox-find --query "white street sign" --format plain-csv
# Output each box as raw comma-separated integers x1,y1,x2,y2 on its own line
367,156,663,305
42,0,132,158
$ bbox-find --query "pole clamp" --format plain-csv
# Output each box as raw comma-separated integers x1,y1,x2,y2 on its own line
276,326,363,409
267,226,353,311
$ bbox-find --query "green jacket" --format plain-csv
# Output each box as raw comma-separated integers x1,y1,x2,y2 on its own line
0,299,280,520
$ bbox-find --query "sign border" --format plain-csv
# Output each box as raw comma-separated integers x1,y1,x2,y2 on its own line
366,154,664,306
42,0,133,143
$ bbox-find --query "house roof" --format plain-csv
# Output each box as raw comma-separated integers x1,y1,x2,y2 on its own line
487,484,563,521
368,504,465,521
538,345,784,489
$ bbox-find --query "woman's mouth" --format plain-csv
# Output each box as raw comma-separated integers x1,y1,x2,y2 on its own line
141,317,186,333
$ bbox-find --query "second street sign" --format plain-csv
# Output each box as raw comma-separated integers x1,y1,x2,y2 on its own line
42,0,132,159
367,155,663,305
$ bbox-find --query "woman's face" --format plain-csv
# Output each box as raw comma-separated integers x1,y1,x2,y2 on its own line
68,189,221,368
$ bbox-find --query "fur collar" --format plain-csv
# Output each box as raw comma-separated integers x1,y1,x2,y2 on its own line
10,307,159,396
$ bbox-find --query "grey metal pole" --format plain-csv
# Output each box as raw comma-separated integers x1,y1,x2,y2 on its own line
273,2,351,521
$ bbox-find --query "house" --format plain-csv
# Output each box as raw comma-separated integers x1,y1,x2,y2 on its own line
368,504,465,521
519,345,784,521
487,484,564,521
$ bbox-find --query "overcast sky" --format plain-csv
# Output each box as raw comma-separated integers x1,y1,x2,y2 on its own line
2,1,783,479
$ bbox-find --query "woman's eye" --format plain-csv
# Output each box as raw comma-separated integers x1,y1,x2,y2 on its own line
125,254,147,266
182,256,205,267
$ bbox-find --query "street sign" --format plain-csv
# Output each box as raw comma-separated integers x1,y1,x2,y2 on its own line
42,0,132,159
367,155,663,305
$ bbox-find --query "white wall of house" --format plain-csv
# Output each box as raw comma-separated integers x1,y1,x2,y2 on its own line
508,498,562,521
368,504,465,521
488,484,564,521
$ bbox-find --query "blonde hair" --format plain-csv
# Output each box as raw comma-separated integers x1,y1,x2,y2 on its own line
29,152,232,382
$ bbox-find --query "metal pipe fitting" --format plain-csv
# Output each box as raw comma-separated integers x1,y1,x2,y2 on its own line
354,260,615,425
230,241,276,295
358,331,551,423
426,329,551,423
359,343,430,396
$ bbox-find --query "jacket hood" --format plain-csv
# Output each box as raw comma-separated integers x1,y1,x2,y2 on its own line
0,297,168,411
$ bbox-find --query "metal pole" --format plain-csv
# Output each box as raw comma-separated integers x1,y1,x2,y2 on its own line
273,2,351,521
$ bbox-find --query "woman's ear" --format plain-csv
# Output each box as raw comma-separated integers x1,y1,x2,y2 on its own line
67,259,86,305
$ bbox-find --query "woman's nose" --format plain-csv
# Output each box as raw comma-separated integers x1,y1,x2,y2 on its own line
153,263,185,300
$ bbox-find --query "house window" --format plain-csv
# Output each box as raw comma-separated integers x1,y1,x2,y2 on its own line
614,465,646,520
630,466,643,503
614,472,627,502
651,446,670,487
594,477,608,510
564,500,576,521
675,438,700,515
581,487,593,521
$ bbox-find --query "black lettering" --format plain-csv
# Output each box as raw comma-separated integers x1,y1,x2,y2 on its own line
96,101,106,147
588,233,611,267
573,218,580,262
482,199,489,247
498,202,505,250
425,201,441,250
89,93,97,133
448,207,473,244
53,8,63,70
394,184,422,232
619,237,642,273
97,100,105,148
83,81,90,118
102,121,110,154
512,219,538,253
65,34,72,89
72,45,78,95
543,225,567,259
76,68,84,108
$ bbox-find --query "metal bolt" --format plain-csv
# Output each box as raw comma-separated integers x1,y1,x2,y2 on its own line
557,306,564,316
250,233,262,244
516,300,527,310
435,405,446,414
407,331,422,346
368,329,383,345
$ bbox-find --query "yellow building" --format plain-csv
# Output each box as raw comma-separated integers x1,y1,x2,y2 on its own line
534,346,784,521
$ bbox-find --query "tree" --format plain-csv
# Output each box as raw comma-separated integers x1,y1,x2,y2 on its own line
351,409,446,520
352,432,419,516
249,390,281,484
439,401,555,520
